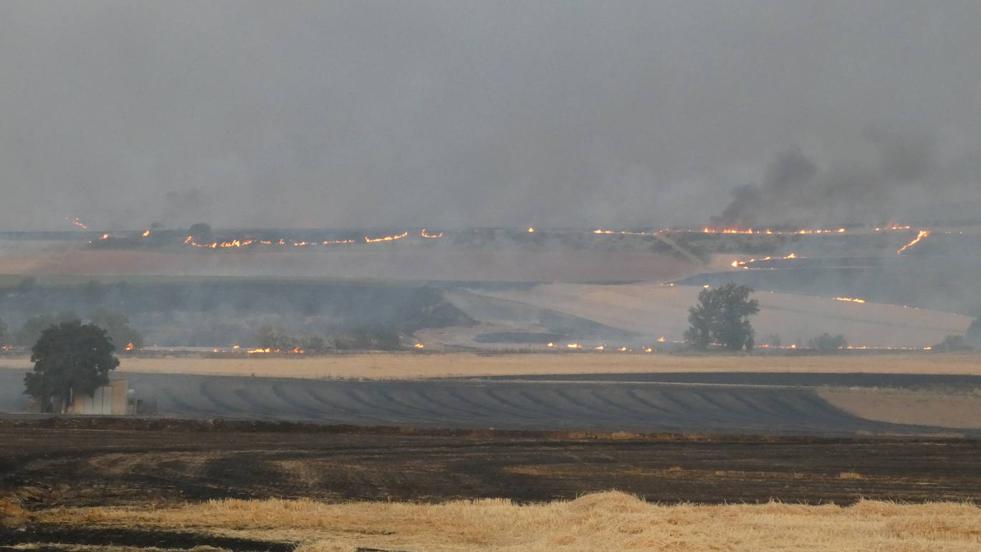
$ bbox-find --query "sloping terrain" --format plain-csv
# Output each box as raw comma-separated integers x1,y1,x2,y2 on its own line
461,283,971,348
5,369,980,435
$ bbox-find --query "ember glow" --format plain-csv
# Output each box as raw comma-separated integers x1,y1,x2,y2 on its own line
420,228,444,239
834,296,867,304
364,231,409,244
246,347,305,355
731,252,799,269
700,227,846,236
123,342,136,352
592,228,656,236
896,230,930,255
66,217,88,230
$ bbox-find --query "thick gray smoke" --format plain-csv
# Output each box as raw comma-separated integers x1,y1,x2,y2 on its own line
712,126,976,228
1,1,980,230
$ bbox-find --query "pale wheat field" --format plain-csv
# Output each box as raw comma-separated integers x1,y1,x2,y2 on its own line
40,491,981,552
5,351,980,380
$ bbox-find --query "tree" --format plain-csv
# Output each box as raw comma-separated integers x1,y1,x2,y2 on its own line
334,326,402,351
808,333,848,353
299,335,329,353
254,325,297,350
88,310,144,350
188,223,214,243
685,284,759,351
966,318,981,347
931,334,973,352
23,320,119,413
16,312,79,347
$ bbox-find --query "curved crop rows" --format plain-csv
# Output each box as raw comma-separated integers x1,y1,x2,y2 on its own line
124,373,918,434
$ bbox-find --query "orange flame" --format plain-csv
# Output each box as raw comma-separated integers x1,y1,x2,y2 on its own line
896,230,930,255
66,217,89,230
730,252,799,269
834,296,866,304
364,231,409,244
701,227,846,236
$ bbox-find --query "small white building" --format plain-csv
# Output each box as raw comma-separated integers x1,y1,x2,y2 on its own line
69,379,130,415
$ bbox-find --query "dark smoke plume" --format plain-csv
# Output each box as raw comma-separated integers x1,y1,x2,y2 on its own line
712,130,945,228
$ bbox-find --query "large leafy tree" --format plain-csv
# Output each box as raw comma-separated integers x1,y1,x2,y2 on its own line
24,320,119,413
16,312,79,347
685,284,759,351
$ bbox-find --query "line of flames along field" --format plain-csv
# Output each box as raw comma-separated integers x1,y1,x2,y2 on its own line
74,221,949,253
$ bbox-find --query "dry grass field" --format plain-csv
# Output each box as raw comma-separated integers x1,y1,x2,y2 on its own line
35,492,981,552
819,388,981,429
0,244,694,282
476,283,973,348
3,351,978,380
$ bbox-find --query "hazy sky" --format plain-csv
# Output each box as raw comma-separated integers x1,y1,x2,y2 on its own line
2,1,980,230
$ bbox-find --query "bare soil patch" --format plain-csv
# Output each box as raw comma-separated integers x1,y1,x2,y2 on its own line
820,388,981,429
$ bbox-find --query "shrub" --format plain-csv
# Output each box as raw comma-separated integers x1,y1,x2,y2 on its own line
808,333,847,353
931,335,973,352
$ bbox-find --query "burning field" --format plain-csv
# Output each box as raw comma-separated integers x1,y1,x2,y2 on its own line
456,282,972,349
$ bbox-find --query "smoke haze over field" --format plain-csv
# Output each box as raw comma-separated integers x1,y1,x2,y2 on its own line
2,0,980,230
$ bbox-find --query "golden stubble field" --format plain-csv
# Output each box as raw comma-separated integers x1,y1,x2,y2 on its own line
2,351,977,379
35,491,981,552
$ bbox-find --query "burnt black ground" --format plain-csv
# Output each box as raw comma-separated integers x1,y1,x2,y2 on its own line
1,419,980,507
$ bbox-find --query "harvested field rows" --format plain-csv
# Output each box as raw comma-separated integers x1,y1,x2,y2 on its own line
5,370,979,435
0,368,927,434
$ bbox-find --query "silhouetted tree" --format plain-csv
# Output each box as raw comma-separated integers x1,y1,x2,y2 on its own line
16,312,79,347
966,317,981,346
88,309,144,350
685,284,759,351
334,326,401,351
299,335,329,353
188,223,213,243
24,320,119,412
932,334,973,352
808,333,848,353
254,325,297,350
